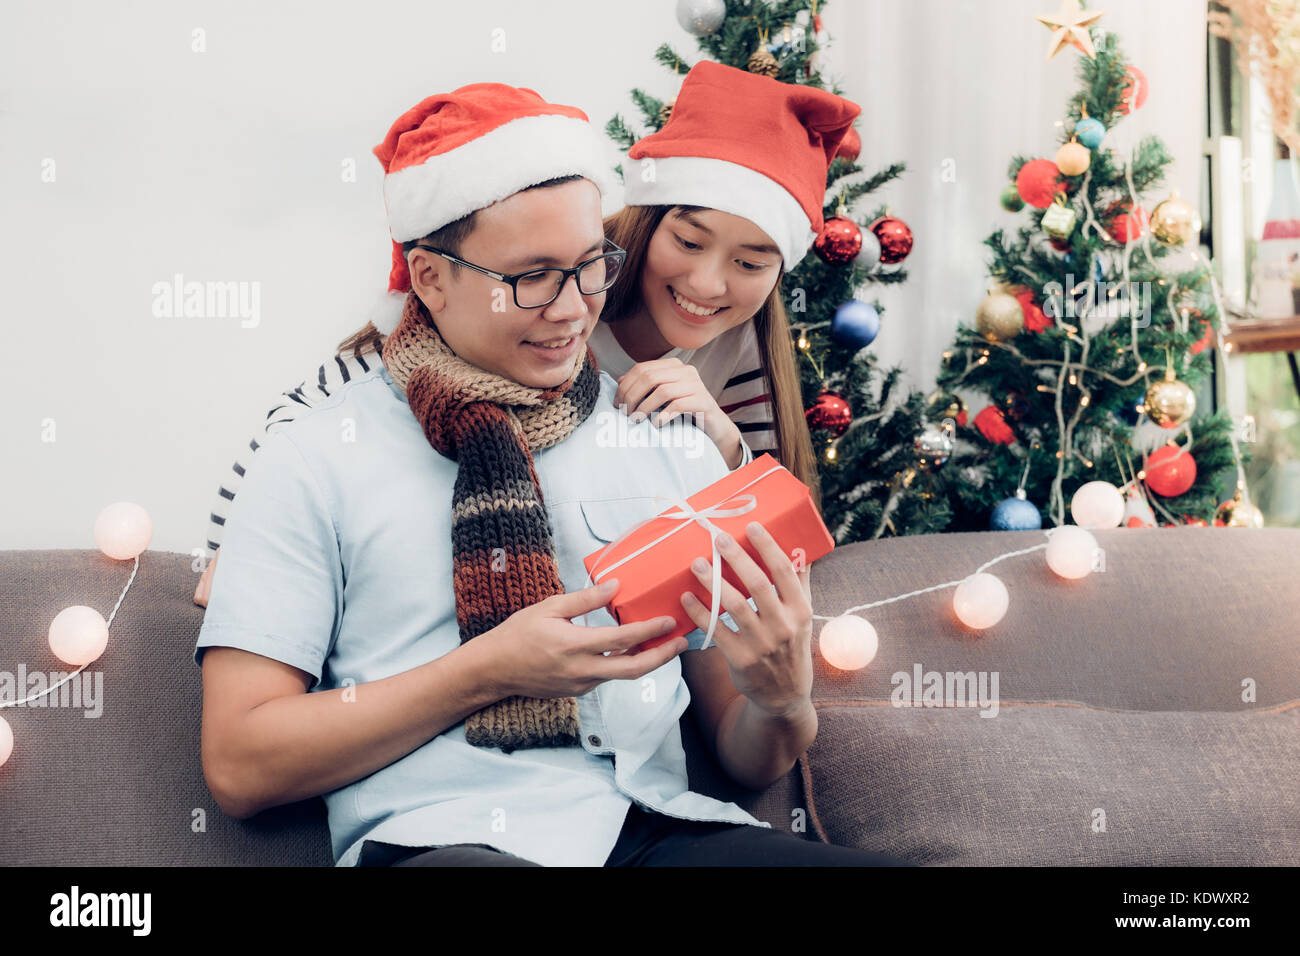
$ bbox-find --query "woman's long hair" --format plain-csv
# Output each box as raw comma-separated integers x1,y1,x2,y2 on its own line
337,199,820,510
602,204,819,510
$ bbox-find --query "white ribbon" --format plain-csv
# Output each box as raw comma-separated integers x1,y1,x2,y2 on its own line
584,464,786,650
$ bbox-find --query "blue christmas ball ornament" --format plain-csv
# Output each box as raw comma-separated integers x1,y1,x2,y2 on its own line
990,493,1043,531
1075,117,1106,150
831,300,880,349
1115,395,1143,426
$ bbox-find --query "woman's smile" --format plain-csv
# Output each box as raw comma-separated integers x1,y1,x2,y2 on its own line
667,284,728,326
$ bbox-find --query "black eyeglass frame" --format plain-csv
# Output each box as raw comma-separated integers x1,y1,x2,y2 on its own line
406,237,628,309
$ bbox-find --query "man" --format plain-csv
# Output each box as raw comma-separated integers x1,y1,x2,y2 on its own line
194,81,905,867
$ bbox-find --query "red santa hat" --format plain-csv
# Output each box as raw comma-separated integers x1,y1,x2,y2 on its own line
369,83,614,335
624,60,861,271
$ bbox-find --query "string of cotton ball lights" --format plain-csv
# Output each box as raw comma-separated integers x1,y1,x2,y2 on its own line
0,502,151,769
816,477,1135,670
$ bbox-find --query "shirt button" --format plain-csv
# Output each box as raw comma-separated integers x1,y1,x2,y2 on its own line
587,734,602,748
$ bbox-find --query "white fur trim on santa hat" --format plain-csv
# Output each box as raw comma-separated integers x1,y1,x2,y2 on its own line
622,155,817,271
384,113,614,243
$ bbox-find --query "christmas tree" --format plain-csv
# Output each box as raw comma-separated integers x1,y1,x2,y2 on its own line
927,16,1257,533
606,0,943,542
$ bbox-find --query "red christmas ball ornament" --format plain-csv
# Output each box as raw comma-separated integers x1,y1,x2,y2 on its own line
805,389,852,438
836,126,861,162
1190,316,1213,355
1180,514,1209,527
1117,65,1149,115
1144,443,1197,497
1109,202,1149,243
869,216,914,264
973,405,1015,445
1049,236,1071,252
1014,288,1054,332
1016,158,1067,209
813,217,862,265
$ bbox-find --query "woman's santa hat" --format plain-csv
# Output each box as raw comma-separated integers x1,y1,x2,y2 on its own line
369,83,614,336
624,60,861,271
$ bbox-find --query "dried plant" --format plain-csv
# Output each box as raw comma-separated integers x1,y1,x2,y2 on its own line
1209,0,1300,154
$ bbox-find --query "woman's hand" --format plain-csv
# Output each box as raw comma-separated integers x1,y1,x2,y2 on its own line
614,357,744,468
678,520,814,720
194,548,219,608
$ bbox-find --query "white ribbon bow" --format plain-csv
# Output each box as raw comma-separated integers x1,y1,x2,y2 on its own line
584,464,784,650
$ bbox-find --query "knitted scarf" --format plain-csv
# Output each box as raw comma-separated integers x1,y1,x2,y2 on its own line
380,292,601,753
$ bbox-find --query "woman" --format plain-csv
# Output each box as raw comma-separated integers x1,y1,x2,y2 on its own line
195,61,858,606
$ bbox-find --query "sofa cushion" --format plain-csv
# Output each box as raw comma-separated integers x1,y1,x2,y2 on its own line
0,549,334,865
799,527,1300,865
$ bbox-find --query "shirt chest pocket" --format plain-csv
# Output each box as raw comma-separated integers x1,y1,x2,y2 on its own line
578,496,667,544
550,495,659,595
559,496,668,593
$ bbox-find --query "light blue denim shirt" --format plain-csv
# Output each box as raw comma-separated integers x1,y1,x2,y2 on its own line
194,360,770,867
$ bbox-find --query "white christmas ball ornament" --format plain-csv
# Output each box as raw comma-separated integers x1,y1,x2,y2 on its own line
49,605,109,666
0,715,12,767
1070,481,1124,529
818,615,879,671
94,502,153,560
675,0,726,36
952,573,1010,629
854,229,882,270
1045,526,1100,580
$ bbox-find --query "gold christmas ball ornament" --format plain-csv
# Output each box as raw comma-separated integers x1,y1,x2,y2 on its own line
975,290,1025,342
1144,372,1196,429
1150,190,1202,246
1214,489,1265,527
747,48,779,77
658,100,674,126
1056,140,1091,176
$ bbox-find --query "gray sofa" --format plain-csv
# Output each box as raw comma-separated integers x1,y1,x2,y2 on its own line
2,526,1298,865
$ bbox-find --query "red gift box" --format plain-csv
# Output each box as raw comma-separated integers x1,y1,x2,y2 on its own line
582,454,835,652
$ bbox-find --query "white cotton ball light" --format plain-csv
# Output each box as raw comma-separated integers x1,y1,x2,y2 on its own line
1070,481,1124,529
818,615,879,671
1045,526,1100,580
0,715,12,767
48,605,109,666
93,502,153,560
952,573,1010,629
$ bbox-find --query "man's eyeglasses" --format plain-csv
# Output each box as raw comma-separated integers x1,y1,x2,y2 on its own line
408,237,627,309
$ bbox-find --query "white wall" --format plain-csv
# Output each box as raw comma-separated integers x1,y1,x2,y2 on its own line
1,0,1207,552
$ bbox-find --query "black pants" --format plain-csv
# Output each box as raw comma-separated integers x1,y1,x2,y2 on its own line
356,802,912,866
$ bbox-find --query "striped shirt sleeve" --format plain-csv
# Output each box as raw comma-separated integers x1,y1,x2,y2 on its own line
717,326,777,462
203,350,379,557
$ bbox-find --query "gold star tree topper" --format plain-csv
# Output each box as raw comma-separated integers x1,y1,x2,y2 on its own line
1037,0,1106,61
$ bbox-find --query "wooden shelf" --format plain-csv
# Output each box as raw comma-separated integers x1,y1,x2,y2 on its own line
1223,314,1300,354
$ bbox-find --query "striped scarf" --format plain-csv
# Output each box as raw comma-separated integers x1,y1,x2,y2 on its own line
380,292,601,752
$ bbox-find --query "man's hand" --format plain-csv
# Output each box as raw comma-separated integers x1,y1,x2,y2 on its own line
677,520,814,720
614,357,744,469
194,548,220,608
481,579,689,701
